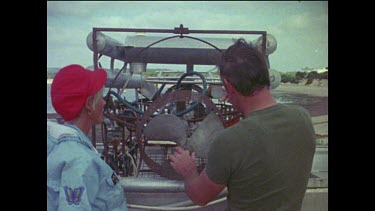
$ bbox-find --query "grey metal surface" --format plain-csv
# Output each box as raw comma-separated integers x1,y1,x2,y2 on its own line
311,147,328,179
301,188,328,211
86,31,124,59
105,71,147,89
125,34,277,56
125,190,326,211
86,65,146,89
122,47,222,65
121,177,184,193
129,62,147,73
139,82,158,99
187,112,225,158
269,68,281,89
253,34,277,55
143,114,189,146
124,35,235,49
121,176,327,193
122,176,327,211
86,31,277,65
209,85,226,99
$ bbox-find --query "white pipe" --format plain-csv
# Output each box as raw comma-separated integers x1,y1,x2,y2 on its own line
127,197,227,210
145,80,222,85
125,150,137,175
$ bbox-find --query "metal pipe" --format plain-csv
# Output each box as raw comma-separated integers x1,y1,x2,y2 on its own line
145,80,222,85
87,31,277,65
87,31,124,60
93,27,266,35
120,177,185,193
127,197,227,211
163,188,228,207
147,76,221,81
124,48,221,65
86,66,147,89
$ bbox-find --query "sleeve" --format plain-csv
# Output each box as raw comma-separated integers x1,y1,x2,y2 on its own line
55,142,100,211
96,173,128,211
205,132,233,184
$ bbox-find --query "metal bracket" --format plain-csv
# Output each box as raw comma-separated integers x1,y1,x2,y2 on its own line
174,24,189,38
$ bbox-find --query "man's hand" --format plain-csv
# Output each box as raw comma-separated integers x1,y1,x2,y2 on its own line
170,147,226,206
170,146,198,180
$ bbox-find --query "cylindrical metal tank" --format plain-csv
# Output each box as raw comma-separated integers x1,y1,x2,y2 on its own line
253,34,278,55
86,66,146,89
268,68,281,89
86,32,277,65
86,31,124,60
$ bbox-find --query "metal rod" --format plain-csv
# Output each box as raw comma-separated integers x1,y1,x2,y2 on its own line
147,76,221,81
93,27,266,35
145,80,222,85
262,32,267,56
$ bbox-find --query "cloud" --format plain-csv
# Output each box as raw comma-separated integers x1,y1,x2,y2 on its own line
47,1,108,17
277,10,328,35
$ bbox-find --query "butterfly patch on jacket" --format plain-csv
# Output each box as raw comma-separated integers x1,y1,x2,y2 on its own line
63,186,85,205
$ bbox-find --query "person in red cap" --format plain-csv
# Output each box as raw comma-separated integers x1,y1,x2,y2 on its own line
47,64,128,210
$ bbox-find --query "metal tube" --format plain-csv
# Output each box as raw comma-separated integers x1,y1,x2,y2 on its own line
93,27,266,35
147,76,221,81
123,48,221,65
120,177,185,193
145,80,222,85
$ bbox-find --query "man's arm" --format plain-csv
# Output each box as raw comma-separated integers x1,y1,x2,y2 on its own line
170,146,226,206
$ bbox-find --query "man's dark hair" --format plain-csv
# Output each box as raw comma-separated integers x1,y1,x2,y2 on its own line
219,38,270,96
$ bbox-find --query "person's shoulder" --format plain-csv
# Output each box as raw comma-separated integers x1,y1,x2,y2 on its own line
47,120,79,140
284,103,307,111
213,122,244,145
281,103,310,115
50,140,94,163
280,104,313,123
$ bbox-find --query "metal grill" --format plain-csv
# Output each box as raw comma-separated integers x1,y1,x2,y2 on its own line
136,145,206,179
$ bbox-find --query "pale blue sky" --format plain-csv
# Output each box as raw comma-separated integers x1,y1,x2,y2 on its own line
47,1,328,72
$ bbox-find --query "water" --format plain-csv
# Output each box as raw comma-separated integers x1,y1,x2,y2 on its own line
272,90,321,106
272,90,328,116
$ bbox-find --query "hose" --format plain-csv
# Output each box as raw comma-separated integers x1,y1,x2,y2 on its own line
124,150,138,175
108,90,145,115
175,71,207,117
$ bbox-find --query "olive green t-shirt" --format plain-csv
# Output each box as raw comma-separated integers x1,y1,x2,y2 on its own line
206,103,316,211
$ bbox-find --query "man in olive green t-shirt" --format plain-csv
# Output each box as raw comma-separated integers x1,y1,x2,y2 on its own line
207,103,315,210
170,38,316,210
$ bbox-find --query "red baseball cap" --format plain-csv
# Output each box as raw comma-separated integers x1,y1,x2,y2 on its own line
51,64,107,121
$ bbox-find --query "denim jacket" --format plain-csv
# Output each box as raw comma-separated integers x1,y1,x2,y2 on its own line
47,120,127,211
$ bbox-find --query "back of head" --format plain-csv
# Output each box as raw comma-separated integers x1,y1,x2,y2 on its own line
51,64,107,121
219,38,270,96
